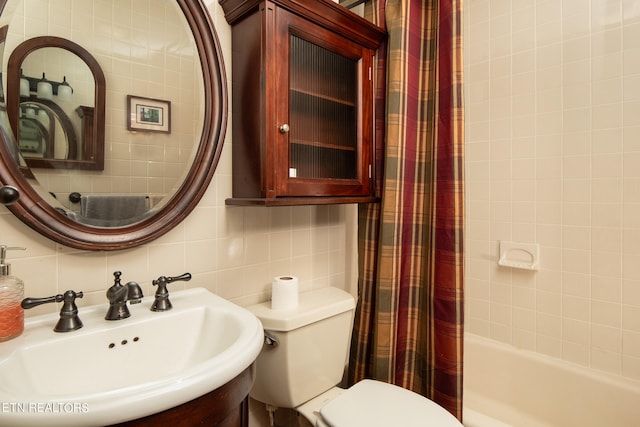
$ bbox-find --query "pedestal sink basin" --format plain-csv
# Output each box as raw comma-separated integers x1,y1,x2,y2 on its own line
0,287,264,426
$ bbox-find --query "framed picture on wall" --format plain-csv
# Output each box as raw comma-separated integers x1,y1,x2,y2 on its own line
127,95,171,133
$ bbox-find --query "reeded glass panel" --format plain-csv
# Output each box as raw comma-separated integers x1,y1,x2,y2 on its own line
289,35,358,180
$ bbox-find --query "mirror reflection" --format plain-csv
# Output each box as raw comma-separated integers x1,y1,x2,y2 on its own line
7,38,106,173
18,99,78,160
1,0,205,228
14,46,94,165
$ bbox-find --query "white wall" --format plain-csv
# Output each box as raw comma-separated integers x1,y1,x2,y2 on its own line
464,0,640,382
0,0,357,316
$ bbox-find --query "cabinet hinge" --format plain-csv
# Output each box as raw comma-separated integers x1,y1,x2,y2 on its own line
369,164,372,179
369,66,372,81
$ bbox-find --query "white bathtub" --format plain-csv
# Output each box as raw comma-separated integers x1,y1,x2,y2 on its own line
463,334,640,427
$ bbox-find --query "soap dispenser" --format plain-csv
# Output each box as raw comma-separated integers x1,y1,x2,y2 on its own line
0,245,26,342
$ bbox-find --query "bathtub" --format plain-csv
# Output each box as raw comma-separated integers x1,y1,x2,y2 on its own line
463,334,640,427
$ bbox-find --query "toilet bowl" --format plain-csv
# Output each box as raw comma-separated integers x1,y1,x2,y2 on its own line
247,287,463,427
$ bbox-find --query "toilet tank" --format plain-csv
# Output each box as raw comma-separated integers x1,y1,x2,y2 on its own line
247,287,356,408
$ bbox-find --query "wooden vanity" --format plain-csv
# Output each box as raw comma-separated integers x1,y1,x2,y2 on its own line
110,366,254,427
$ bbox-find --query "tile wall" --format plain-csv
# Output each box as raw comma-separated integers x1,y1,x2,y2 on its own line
464,0,640,381
0,0,356,316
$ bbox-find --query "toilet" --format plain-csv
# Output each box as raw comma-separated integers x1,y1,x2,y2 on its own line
247,287,463,427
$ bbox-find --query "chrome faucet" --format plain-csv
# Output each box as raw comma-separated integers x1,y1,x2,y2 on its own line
21,290,84,332
105,271,144,320
150,273,192,312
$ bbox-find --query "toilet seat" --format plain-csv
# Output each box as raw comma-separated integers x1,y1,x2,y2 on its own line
316,380,463,427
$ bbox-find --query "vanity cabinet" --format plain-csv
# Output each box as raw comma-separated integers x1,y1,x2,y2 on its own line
220,0,385,205
110,365,254,427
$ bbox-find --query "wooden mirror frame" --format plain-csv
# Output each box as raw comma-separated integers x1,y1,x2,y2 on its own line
7,36,105,170
0,0,227,251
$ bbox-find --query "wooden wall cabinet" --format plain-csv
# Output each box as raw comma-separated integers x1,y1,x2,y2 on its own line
219,0,385,206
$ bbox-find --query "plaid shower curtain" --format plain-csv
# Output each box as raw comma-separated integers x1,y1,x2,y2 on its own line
348,0,464,420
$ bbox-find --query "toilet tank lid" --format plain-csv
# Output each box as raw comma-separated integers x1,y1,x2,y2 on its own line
247,287,355,332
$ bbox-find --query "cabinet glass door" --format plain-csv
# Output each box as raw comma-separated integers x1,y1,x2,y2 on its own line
288,35,358,180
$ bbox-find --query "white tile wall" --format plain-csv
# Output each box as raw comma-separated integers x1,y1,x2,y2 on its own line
0,2,356,317
465,0,640,381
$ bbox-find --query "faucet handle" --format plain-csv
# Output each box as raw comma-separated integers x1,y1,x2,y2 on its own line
113,270,122,284
21,294,65,309
151,272,192,312
22,290,84,332
164,272,192,284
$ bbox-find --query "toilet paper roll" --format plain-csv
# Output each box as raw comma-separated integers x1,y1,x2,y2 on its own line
271,275,299,310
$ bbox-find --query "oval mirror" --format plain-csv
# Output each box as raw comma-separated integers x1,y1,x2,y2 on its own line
0,0,227,250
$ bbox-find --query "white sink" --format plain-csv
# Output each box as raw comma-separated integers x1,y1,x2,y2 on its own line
0,287,264,426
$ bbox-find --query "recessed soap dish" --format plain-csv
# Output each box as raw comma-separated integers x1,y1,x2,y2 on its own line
498,241,539,270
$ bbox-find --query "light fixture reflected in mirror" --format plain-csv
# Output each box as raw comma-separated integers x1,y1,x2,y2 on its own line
57,76,73,102
19,69,73,102
36,73,52,99
37,109,48,122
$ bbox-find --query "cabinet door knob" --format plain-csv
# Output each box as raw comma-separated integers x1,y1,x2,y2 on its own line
279,124,290,133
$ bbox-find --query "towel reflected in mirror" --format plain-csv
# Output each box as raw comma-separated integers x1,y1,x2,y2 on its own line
79,194,150,227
